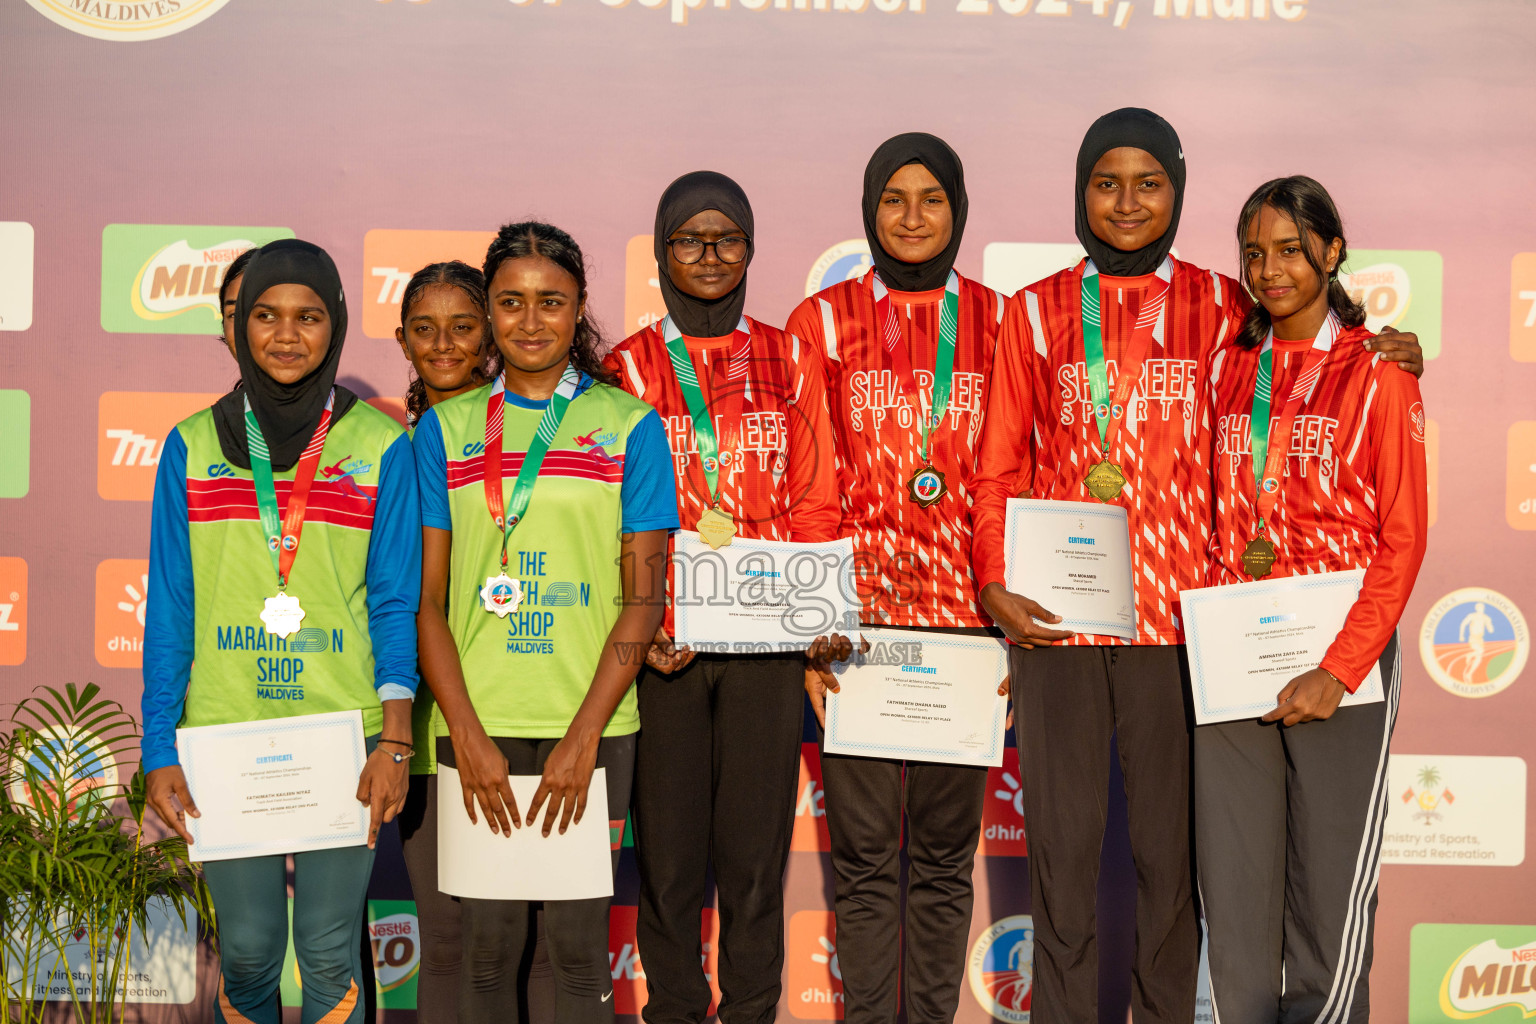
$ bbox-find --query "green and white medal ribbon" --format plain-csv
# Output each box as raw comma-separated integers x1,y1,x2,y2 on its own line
872,269,960,508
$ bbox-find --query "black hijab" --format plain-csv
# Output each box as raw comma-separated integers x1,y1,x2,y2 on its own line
654,171,755,338
862,133,969,293
1074,108,1186,278
212,239,357,471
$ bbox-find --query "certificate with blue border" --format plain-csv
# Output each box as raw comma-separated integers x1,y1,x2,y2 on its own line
823,628,1009,767
1003,498,1137,640
1181,569,1384,725
180,709,368,861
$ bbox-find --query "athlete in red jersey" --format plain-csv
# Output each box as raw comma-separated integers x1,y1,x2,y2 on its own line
1195,177,1427,1024
605,172,840,1024
786,134,1001,1024
970,111,1424,1024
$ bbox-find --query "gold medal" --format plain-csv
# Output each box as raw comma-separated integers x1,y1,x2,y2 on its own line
1241,535,1278,579
1084,459,1126,502
907,465,947,508
695,505,737,550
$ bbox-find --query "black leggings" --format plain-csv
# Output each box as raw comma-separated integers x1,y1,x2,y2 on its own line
434,733,634,1024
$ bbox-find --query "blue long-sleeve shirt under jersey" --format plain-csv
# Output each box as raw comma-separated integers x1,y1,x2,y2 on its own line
140,427,421,773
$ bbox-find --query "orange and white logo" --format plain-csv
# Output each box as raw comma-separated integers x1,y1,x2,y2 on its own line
360,229,496,339
0,557,26,667
607,905,720,1016
95,559,149,668
787,911,843,1020
22,0,232,41
624,235,666,338
791,742,831,853
1507,422,1536,531
978,764,1028,857
98,392,221,502
1512,253,1536,362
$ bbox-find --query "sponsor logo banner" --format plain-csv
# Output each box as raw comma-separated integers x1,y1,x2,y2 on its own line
1512,253,1536,362
978,762,1028,857
791,742,830,853
981,242,1086,297
0,557,26,666
100,224,293,334
624,235,665,337
95,559,149,669
607,904,720,1015
1420,588,1529,699
1410,923,1536,1021
1383,755,1526,867
360,229,497,339
0,390,30,498
19,898,196,1004
0,221,34,331
805,240,874,297
787,910,843,1019
1507,422,1536,531
98,391,223,501
1339,248,1443,359
968,914,1034,1022
22,0,233,41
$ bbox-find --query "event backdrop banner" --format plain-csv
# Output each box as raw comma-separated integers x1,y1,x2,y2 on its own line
2,1,1534,1022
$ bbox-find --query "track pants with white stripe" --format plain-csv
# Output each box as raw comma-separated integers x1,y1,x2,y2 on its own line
1195,635,1401,1024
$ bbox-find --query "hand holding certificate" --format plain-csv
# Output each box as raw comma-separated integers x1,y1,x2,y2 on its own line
178,710,369,862
672,532,860,653
1181,569,1384,725
1001,498,1137,640
823,628,1009,768
437,767,614,901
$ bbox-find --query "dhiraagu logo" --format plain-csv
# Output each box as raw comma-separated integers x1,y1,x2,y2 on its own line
101,224,293,334
1339,249,1443,359
1409,923,1536,1021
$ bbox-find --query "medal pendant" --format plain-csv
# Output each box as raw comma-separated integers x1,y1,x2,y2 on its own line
261,592,306,639
695,506,738,550
480,573,523,617
1084,459,1127,502
907,465,948,508
1241,536,1278,579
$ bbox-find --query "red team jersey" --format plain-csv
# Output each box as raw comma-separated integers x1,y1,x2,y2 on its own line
786,271,1002,629
971,258,1247,645
1207,325,1428,690
606,318,841,632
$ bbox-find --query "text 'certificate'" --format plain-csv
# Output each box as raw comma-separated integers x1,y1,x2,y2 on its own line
1004,498,1136,640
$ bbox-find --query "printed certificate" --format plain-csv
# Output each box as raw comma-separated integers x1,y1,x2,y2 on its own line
1181,569,1385,725
823,627,1009,768
672,532,860,652
179,710,368,861
1003,498,1137,640
437,767,613,901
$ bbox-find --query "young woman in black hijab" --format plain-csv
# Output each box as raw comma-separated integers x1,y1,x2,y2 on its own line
784,135,1007,1024
604,170,840,1024
969,109,1423,1024
142,238,421,1024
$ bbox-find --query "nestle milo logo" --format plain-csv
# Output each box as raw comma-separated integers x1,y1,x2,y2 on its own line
101,224,293,334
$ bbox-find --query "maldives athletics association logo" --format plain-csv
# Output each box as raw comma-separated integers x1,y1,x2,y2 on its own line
968,915,1034,1023
805,240,874,297
101,224,293,334
1420,587,1529,699
23,0,234,41
5,724,120,817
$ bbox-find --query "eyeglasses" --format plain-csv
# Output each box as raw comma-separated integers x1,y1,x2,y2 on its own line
666,235,751,265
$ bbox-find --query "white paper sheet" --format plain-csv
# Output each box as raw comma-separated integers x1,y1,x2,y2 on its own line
436,766,613,901
179,710,368,861
1181,569,1385,725
1003,498,1137,639
672,532,860,652
823,627,1009,768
